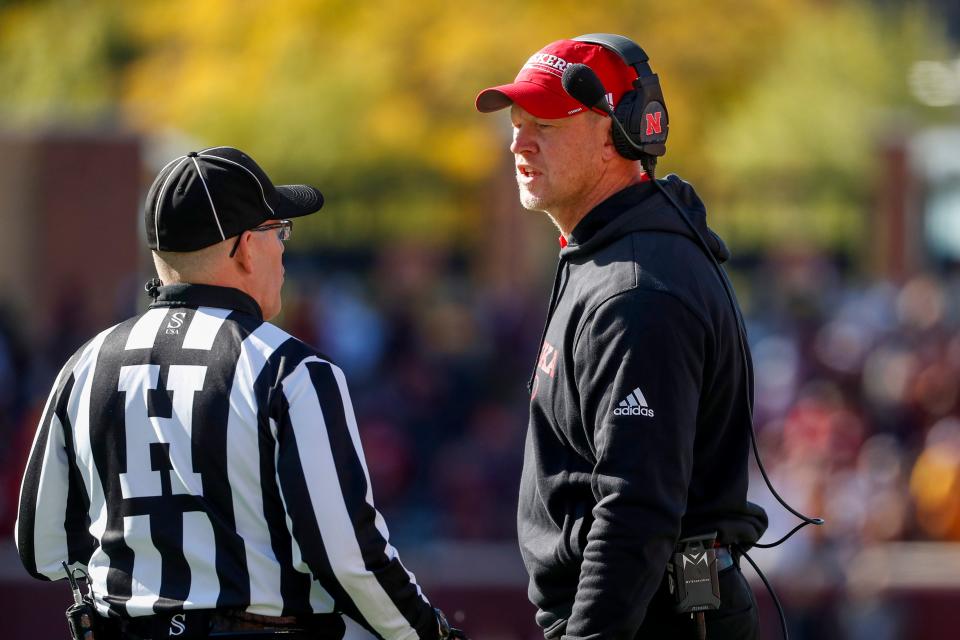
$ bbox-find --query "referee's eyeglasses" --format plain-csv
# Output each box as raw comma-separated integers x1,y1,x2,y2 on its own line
229,220,293,258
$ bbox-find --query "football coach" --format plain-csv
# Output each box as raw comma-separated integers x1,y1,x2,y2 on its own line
476,36,769,640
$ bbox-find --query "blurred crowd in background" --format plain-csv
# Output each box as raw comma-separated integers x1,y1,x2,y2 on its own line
4,252,960,551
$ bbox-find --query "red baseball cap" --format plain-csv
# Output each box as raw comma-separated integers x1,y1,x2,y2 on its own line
476,39,638,119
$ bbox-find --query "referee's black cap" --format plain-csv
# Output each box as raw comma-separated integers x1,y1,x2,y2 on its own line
145,146,324,252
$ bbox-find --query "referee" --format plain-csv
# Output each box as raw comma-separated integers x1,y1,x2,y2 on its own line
15,147,466,640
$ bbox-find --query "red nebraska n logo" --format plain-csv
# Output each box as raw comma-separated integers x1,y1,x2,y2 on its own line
645,111,663,136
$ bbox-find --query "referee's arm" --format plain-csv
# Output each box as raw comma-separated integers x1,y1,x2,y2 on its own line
276,357,437,640
15,344,96,581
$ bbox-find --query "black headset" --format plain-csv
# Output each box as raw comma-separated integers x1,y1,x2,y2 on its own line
573,33,669,163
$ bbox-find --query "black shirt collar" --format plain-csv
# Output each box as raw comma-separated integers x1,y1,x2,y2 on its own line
149,283,263,321
568,180,656,246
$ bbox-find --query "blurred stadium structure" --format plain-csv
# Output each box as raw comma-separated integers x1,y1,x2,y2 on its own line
2,1,960,638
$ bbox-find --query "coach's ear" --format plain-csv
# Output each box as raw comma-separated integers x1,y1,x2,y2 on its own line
600,115,619,162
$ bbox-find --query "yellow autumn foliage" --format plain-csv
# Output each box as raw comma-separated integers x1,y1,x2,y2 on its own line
0,0,950,250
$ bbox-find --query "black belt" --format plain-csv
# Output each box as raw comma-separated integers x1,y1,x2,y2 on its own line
105,609,345,640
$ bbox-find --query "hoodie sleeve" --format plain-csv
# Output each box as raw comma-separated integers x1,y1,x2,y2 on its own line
563,288,706,640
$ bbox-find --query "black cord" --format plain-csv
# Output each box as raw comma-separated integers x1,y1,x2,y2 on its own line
737,546,789,640
745,420,825,543
642,156,823,640
752,520,817,549
642,157,824,539
144,278,162,300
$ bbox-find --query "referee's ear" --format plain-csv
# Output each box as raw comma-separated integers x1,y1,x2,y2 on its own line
232,231,256,275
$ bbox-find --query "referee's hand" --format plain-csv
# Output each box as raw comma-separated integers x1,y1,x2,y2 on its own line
435,608,470,640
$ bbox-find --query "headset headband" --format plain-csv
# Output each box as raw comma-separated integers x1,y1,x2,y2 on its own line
573,33,654,81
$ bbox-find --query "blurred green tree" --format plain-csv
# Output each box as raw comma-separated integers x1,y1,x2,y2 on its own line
0,0,134,124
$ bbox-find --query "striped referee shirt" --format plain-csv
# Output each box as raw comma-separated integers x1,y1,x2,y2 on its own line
16,283,437,640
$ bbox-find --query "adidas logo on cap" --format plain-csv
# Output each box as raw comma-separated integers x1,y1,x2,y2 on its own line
613,387,655,417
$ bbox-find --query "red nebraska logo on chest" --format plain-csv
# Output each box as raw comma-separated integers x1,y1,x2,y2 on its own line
538,342,558,378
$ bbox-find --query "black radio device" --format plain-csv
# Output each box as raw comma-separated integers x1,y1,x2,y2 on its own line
63,561,102,640
667,533,722,614
667,533,722,640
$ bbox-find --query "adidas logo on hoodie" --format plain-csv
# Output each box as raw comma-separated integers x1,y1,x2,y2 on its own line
613,387,655,417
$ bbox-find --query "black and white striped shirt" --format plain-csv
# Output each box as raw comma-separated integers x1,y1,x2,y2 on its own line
16,283,436,639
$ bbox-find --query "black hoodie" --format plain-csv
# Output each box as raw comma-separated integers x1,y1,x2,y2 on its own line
519,175,768,640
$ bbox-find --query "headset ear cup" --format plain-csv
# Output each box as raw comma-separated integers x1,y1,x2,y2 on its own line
640,100,668,154
611,91,643,160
